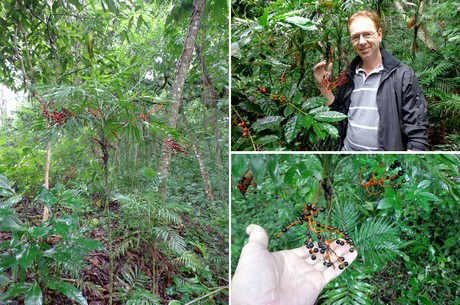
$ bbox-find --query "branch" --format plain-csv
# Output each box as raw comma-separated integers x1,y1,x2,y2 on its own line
184,286,228,305
393,0,437,52
13,23,47,107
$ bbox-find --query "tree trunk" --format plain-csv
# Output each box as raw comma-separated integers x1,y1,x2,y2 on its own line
13,19,52,222
157,0,206,196
195,44,226,200
393,0,437,52
188,129,215,201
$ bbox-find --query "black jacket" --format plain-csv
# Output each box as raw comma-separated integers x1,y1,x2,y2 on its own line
331,48,429,151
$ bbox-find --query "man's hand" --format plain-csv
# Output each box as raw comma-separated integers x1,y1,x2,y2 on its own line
231,224,358,305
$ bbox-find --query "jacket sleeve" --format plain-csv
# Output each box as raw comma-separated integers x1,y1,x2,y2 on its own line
401,68,429,150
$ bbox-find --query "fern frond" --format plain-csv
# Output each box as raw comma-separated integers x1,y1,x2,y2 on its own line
417,61,454,87
354,217,402,268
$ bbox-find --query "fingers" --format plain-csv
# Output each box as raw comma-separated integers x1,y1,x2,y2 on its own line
246,224,269,248
321,240,358,283
313,60,327,72
327,62,332,75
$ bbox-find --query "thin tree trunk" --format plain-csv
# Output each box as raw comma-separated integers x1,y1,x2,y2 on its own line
195,44,226,200
157,0,206,196
393,0,437,52
13,17,52,222
188,129,215,201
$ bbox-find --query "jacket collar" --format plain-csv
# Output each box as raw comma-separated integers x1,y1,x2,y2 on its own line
348,48,400,73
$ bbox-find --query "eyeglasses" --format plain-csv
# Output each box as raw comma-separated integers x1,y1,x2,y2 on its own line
351,30,378,43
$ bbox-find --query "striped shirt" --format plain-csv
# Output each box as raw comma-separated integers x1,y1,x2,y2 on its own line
342,64,384,151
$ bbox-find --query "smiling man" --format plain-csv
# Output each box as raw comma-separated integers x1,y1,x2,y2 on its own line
313,10,429,151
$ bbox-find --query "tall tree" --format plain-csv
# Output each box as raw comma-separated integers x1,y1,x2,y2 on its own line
158,0,206,196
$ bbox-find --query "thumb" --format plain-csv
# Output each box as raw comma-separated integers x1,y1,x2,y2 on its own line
246,224,269,248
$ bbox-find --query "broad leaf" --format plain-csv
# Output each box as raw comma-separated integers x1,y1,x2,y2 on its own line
251,116,284,131
255,135,279,145
319,122,339,138
46,280,88,305
25,281,43,305
283,16,317,31
284,115,303,143
314,111,347,122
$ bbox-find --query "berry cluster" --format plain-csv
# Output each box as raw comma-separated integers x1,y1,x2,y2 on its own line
163,139,189,155
137,109,149,122
360,160,407,195
321,70,348,91
237,120,249,137
237,170,257,197
277,183,354,270
270,94,287,103
42,108,74,126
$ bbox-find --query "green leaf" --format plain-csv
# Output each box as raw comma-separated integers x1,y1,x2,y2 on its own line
267,155,280,186
259,7,269,26
418,295,433,305
301,114,314,129
318,123,339,138
251,116,284,131
250,155,265,183
416,180,432,189
17,246,40,270
378,197,394,209
104,0,118,14
0,282,31,302
46,280,88,305
283,16,317,31
302,97,326,110
68,0,83,10
314,111,347,122
284,104,295,117
72,238,104,251
25,281,43,305
284,115,303,143
231,155,248,185
0,208,24,232
312,122,326,139
255,135,279,145
416,191,439,202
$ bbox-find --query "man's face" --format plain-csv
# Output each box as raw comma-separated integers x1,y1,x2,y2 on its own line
349,17,382,61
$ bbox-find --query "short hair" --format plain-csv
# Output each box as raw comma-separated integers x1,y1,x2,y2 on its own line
347,10,381,33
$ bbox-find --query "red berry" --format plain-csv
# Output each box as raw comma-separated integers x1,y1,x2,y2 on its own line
259,87,266,93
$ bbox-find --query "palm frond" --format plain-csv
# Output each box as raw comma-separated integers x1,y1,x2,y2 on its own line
354,217,403,268
320,269,376,305
175,251,203,273
331,201,360,232
152,226,186,255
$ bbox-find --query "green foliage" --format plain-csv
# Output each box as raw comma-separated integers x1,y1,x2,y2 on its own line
116,266,161,305
231,154,460,305
231,2,350,150
112,191,186,257
0,175,103,304
232,0,460,150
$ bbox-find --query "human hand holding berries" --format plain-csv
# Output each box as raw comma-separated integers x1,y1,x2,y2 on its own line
231,224,358,305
